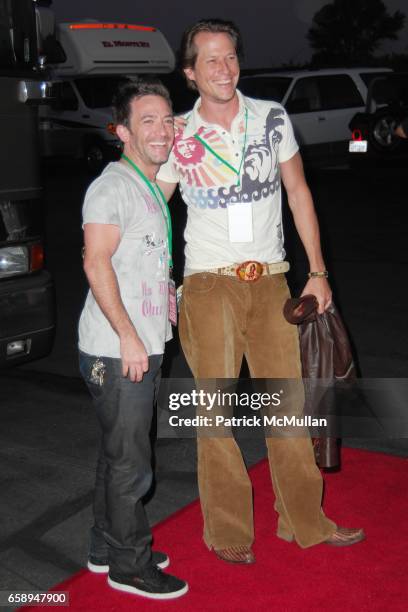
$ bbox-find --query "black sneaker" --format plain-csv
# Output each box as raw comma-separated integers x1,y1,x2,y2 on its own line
87,550,169,573
108,566,188,600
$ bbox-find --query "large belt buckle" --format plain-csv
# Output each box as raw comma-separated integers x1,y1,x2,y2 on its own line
236,260,264,282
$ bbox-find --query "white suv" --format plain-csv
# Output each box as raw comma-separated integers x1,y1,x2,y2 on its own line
239,68,392,164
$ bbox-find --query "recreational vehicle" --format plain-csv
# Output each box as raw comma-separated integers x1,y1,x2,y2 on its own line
39,21,176,171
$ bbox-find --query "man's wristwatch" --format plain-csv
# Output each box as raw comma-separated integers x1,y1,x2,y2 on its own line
308,270,328,278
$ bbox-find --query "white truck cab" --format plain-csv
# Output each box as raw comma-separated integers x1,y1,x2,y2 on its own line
40,21,175,171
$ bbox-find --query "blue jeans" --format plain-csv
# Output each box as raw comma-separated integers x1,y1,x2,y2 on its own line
79,351,162,574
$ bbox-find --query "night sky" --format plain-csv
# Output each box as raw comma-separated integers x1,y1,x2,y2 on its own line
52,0,408,68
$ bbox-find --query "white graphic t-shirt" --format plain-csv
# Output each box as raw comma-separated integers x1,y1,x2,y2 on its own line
78,162,172,358
158,90,299,270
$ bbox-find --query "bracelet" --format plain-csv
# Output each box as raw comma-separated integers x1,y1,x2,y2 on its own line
308,270,328,278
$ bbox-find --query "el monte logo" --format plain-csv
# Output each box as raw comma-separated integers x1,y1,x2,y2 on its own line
102,41,150,48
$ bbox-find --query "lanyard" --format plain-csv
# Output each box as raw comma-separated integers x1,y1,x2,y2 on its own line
194,108,248,186
121,154,173,268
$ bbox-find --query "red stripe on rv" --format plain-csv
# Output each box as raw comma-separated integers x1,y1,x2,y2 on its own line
69,24,156,32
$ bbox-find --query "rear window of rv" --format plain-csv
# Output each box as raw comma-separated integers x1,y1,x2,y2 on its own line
74,77,130,109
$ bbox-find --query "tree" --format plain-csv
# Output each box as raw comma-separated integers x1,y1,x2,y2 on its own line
307,0,405,66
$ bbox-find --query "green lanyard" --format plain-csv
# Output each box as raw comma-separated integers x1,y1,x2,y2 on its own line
121,154,173,268
194,108,248,186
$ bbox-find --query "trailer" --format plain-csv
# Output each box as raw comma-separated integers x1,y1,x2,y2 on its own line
40,21,176,171
50,21,175,76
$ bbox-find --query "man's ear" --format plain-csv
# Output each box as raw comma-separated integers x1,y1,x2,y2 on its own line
116,124,130,144
184,67,196,85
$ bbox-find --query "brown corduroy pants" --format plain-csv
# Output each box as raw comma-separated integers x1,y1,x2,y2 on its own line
179,272,336,549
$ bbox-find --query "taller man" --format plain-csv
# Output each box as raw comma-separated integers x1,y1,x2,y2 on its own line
158,20,364,564
78,79,187,599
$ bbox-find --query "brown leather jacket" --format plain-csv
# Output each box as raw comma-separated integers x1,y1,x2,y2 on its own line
284,295,356,468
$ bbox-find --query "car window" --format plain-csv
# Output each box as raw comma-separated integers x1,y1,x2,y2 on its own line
51,81,79,111
359,72,392,88
238,76,292,103
368,74,408,106
74,77,130,109
286,75,364,113
286,77,321,113
0,199,41,242
318,75,364,110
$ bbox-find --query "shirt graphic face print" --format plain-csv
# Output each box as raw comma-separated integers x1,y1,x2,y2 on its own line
173,106,286,210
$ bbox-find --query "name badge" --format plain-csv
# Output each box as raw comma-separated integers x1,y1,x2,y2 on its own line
227,202,253,243
168,278,177,326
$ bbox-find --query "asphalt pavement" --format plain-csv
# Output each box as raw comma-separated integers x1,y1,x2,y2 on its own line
1,160,407,606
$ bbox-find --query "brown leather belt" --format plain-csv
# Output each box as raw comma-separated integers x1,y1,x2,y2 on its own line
206,260,290,282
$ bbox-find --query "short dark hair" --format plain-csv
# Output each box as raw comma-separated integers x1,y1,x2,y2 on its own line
179,19,243,91
113,78,172,128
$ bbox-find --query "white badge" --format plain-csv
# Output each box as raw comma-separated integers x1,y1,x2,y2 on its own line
227,202,253,243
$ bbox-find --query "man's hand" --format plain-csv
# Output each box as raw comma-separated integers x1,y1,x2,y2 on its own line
174,115,187,133
120,332,149,382
301,277,332,314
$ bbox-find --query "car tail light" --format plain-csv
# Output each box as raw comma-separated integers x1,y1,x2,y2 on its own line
352,129,363,141
0,246,29,278
30,243,44,272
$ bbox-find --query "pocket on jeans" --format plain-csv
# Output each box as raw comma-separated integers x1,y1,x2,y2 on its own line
79,352,106,400
183,273,218,294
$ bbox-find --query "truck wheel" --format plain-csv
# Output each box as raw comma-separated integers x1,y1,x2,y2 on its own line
85,142,105,174
368,110,402,153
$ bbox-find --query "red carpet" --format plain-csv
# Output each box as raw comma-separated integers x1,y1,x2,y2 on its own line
22,448,408,611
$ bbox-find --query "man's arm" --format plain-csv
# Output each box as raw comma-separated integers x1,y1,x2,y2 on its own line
157,116,186,200
280,152,331,313
157,179,178,202
83,223,148,382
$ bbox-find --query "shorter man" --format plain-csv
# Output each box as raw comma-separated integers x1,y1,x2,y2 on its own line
78,79,187,599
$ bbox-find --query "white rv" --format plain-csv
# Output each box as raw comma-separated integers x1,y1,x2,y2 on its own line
40,21,175,170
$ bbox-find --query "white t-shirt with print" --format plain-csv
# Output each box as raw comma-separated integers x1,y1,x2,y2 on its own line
78,161,172,358
158,90,299,270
